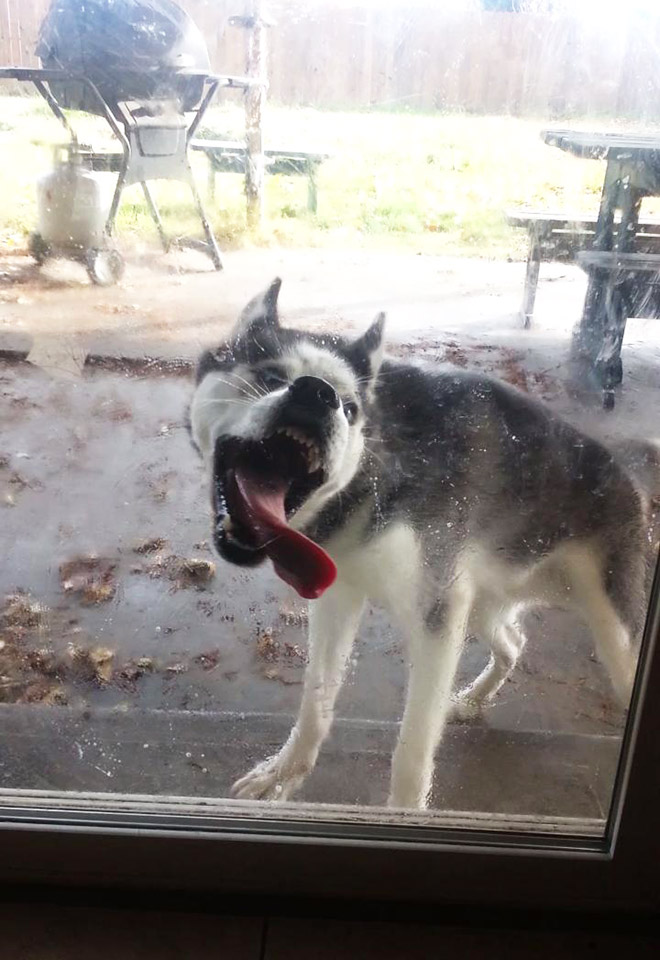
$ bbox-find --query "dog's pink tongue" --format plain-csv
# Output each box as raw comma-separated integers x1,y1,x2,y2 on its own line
232,468,337,600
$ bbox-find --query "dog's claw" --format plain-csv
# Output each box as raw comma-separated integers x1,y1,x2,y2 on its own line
231,755,306,801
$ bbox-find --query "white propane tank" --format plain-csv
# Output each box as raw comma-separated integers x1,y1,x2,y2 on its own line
36,152,109,249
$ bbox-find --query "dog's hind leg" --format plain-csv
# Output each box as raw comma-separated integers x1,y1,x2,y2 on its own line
561,547,637,706
232,581,365,802
388,579,474,809
451,597,526,720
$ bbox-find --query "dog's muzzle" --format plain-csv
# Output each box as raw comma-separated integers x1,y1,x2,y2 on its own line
209,378,341,598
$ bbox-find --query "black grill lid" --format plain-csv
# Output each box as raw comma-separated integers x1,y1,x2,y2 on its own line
37,0,212,113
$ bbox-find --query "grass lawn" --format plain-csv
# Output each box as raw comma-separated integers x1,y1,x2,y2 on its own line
1,93,658,260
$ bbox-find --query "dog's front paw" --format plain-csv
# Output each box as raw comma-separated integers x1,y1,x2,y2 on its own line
231,752,309,801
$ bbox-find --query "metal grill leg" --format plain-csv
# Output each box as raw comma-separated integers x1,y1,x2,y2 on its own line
105,163,128,237
189,176,223,271
141,181,170,253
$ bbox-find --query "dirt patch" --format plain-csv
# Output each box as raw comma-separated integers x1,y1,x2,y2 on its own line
444,341,469,368
385,337,563,400
59,556,117,605
132,537,168,555
0,591,226,706
2,592,46,629
140,554,216,591
255,625,308,685
193,650,222,671
256,628,279,663
68,644,115,685
279,605,309,627
498,348,530,392
116,656,155,689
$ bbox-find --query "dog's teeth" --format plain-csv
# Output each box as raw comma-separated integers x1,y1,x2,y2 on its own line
272,426,320,467
222,516,234,532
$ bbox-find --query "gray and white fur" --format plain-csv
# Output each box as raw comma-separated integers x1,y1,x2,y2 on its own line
190,278,649,809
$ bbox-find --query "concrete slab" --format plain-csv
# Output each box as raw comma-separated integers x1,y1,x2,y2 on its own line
1,248,584,361
0,706,619,818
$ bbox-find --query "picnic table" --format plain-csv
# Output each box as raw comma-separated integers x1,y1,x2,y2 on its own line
191,140,328,213
543,129,660,407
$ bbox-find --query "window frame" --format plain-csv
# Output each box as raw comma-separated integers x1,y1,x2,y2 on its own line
0,559,658,913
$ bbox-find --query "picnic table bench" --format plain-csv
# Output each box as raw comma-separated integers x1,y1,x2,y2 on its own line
191,139,328,213
540,129,660,408
507,209,660,328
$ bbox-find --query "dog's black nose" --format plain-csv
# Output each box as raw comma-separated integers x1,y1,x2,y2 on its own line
289,376,340,411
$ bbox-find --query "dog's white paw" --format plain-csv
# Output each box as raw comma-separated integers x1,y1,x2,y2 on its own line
448,694,483,722
231,753,308,801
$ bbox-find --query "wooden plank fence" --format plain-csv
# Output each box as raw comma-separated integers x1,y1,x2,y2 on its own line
2,1,660,119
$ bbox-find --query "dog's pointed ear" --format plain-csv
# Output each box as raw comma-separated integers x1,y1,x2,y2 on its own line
233,277,282,339
347,312,386,384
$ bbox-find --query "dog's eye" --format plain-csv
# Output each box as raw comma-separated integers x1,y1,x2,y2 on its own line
343,400,358,425
259,367,287,391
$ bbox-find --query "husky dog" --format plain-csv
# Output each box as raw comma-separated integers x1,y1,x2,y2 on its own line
189,278,647,809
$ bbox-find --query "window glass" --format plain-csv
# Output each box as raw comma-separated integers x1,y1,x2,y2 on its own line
1,0,659,841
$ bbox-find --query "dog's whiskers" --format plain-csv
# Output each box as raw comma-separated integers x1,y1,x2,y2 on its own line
227,370,267,399
206,375,258,402
196,398,252,407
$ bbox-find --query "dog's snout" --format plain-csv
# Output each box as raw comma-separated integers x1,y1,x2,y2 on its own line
289,376,340,412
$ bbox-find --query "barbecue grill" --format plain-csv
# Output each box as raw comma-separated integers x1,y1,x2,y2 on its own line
37,0,212,116
0,1,251,282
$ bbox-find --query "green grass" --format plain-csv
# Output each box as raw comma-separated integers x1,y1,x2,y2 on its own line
2,95,660,259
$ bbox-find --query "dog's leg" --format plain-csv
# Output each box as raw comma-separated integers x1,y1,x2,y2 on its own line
563,553,636,706
232,581,365,801
451,596,526,720
388,582,473,809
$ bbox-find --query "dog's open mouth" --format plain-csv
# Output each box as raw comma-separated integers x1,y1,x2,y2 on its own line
213,428,337,600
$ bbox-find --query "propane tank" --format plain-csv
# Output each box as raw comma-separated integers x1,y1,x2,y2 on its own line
36,148,109,249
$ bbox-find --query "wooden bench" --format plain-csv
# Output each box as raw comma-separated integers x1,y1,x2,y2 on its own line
577,250,660,408
507,210,660,328
191,139,328,213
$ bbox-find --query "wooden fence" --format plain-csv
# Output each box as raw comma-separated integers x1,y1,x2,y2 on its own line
2,2,660,118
